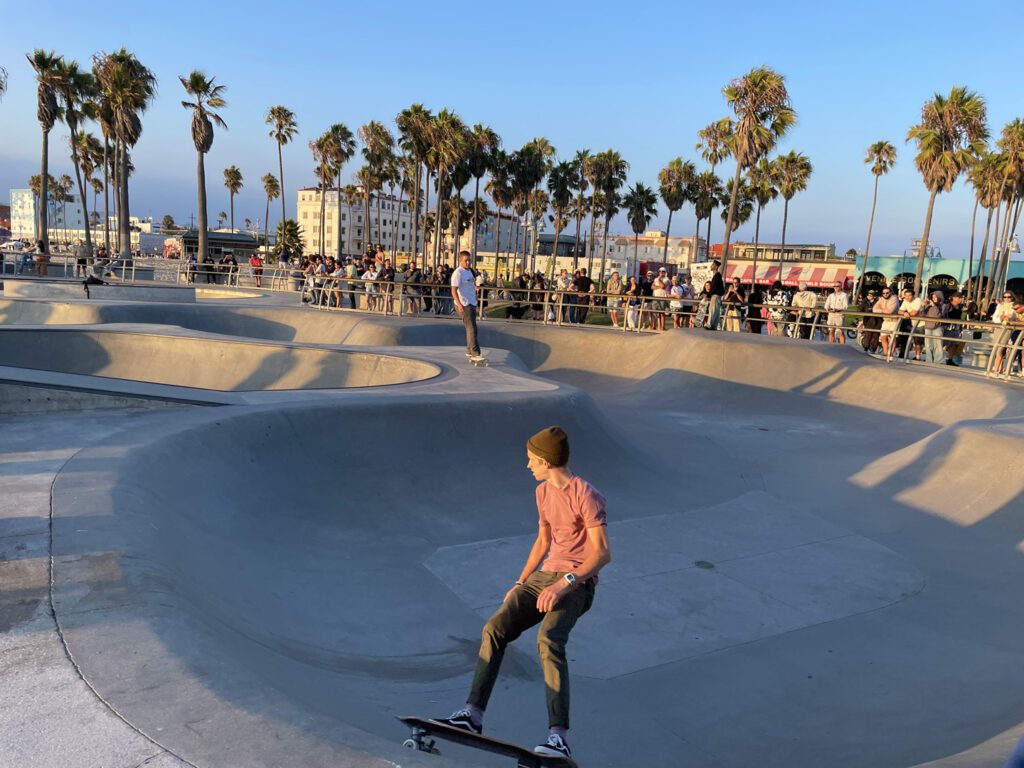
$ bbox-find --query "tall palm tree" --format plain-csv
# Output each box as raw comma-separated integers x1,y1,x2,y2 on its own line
75,131,103,246
485,149,512,274
217,211,227,229
89,177,104,232
583,152,602,274
692,171,724,261
719,180,753,232
658,157,696,263
180,70,227,265
354,165,376,253
341,183,361,255
508,148,532,273
623,182,658,277
774,151,813,272
427,109,468,268
27,50,64,253
858,140,897,294
966,152,1001,303
986,119,1024,305
395,104,434,265
325,123,356,259
310,134,335,255
266,105,298,226
696,117,734,251
593,149,629,283
261,173,279,253
55,58,98,256
57,174,74,246
906,86,988,294
94,49,157,259
223,165,243,231
746,156,780,282
546,160,574,277
570,150,591,271
359,120,395,247
527,188,549,274
719,67,796,271
467,123,500,265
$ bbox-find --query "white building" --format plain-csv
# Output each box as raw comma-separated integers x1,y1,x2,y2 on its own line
9,188,151,248
297,188,419,257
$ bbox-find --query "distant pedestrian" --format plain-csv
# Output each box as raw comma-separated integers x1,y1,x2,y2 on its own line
824,280,849,344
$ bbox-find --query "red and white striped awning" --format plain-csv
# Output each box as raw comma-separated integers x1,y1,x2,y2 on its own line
725,263,854,289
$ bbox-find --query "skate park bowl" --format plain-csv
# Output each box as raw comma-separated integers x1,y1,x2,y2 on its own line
6,294,1024,767
0,327,440,391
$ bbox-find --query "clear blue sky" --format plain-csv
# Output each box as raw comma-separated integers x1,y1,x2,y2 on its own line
1,0,1019,258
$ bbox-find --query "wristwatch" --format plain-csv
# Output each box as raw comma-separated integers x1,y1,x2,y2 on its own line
563,573,577,588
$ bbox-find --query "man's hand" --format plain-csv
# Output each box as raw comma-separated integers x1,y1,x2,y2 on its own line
455,303,464,316
536,581,569,612
503,584,520,603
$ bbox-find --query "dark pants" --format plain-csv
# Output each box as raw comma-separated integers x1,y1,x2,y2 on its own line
797,316,814,339
462,304,480,356
468,571,595,729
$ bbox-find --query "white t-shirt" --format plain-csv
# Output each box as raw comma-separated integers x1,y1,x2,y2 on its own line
899,297,922,315
451,266,477,307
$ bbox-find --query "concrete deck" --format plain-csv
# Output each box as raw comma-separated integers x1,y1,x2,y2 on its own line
1,293,1022,768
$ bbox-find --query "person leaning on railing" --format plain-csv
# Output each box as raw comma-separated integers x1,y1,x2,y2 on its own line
791,282,817,340
605,271,623,328
858,290,882,353
920,291,948,364
990,291,1022,377
943,292,967,366
873,287,899,358
765,281,791,337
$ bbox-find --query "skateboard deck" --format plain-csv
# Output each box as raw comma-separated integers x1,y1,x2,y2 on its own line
469,356,489,367
398,716,577,768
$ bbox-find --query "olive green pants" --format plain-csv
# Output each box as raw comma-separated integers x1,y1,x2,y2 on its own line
467,570,595,729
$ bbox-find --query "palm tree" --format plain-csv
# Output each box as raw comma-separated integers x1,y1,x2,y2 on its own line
969,152,1006,303
692,171,724,260
528,188,549,274
217,211,227,229
55,58,99,257
719,180,753,232
696,117,734,251
325,123,356,259
986,119,1024,305
719,67,796,272
395,104,434,265
75,131,103,246
658,157,696,263
486,149,512,275
223,165,243,231
180,70,227,265
27,50,64,253
57,174,74,246
467,123,500,265
266,105,298,226
94,49,157,258
274,219,303,261
310,134,334,255
570,150,591,271
261,173,279,253
359,120,395,247
593,149,629,283
341,184,361,255
546,160,574,277
858,141,897,294
746,156,780,282
89,176,104,233
906,86,988,294
427,109,468,268
583,152,602,274
774,151,814,272
623,183,658,277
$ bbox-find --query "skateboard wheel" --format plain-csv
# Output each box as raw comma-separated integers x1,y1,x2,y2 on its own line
403,739,417,749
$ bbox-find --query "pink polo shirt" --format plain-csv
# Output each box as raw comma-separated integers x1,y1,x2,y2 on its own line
537,476,606,577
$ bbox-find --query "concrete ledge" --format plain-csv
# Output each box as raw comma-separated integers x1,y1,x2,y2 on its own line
2,278,196,303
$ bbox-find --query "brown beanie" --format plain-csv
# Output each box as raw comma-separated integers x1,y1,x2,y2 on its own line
527,426,570,467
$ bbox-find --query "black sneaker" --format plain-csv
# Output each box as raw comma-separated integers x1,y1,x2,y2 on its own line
434,708,482,735
534,733,572,759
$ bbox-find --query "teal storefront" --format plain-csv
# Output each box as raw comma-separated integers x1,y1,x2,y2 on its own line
857,256,1024,295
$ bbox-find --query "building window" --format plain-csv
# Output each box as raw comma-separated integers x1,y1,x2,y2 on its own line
326,227,332,235
302,212,308,219
342,213,346,221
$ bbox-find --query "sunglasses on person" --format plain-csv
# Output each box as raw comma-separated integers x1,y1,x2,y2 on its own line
1003,295,1014,300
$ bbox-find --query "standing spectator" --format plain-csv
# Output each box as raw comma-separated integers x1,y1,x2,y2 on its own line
746,282,765,334
624,275,641,330
920,290,947,364
680,275,696,327
33,239,50,277
605,271,623,328
451,250,482,360
791,282,818,340
73,238,89,277
824,280,850,344
668,275,686,329
556,269,572,322
249,252,264,288
943,292,967,366
765,280,790,337
695,280,712,329
874,287,900,358
722,277,746,333
990,290,1020,376
859,290,882,353
707,260,725,329
575,268,593,325
405,261,423,314
362,259,380,311
639,270,655,328
898,287,924,360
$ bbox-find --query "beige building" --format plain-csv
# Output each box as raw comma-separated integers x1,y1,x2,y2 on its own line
296,188,419,257
717,241,842,263
599,229,707,273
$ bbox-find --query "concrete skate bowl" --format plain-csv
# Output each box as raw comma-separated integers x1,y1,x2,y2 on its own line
0,327,439,391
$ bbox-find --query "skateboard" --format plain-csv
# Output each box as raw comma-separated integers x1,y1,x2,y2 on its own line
398,716,577,768
469,355,489,367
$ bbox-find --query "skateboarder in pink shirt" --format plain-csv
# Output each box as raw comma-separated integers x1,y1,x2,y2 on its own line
438,426,612,760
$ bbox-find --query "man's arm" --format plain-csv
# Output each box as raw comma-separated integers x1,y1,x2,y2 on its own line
450,277,464,315
503,524,550,602
536,525,612,612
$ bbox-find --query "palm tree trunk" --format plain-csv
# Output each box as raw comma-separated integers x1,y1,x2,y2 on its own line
633,233,639,279
585,207,597,276
39,128,50,252
995,196,1021,299
859,174,880,296
662,209,674,264
495,208,503,276
336,171,343,260
197,150,208,264
230,190,235,232
277,141,286,225
778,199,790,274
512,221,521,276
752,202,762,286
391,181,401,260
102,138,110,251
112,140,120,254
376,190,383,247
118,142,131,258
695,214,701,264
982,202,1003,308
974,207,994,306
967,197,979,296
471,176,481,266
914,187,939,296
421,169,430,265
705,213,713,260
721,165,743,273
264,194,270,257
319,184,327,255
599,215,611,285
68,126,93,257
411,163,421,264
572,203,583,272
433,176,444,270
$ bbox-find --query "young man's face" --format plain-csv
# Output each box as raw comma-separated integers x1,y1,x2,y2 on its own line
526,450,554,482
